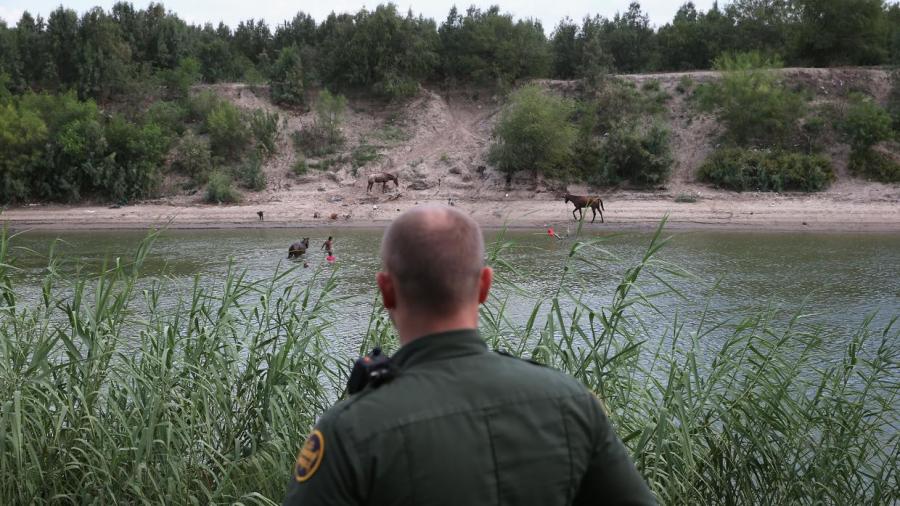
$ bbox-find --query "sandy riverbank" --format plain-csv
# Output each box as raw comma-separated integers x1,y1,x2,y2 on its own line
3,190,899,233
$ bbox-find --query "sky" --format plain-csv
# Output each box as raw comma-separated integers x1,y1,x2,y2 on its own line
0,0,719,32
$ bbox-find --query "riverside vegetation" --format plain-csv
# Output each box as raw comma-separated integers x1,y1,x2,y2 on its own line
2,2,900,206
0,220,896,504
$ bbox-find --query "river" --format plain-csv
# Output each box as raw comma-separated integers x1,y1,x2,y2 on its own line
6,227,899,362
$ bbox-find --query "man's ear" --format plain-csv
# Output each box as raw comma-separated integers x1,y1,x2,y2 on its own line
477,266,493,304
377,272,396,310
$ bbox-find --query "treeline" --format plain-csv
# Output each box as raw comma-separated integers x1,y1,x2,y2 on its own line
1,1,899,102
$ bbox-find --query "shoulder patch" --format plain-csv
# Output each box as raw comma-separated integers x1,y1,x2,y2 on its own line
294,429,325,482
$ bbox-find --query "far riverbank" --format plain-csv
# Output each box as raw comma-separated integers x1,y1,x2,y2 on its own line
3,191,899,232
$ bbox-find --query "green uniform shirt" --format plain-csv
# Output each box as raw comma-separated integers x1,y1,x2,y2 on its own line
283,329,657,505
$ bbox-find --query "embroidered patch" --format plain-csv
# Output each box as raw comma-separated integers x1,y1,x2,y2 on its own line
294,429,325,482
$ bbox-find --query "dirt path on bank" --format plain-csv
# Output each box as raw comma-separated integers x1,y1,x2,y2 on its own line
4,189,898,232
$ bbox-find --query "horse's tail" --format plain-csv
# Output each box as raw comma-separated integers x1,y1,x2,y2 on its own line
599,198,604,211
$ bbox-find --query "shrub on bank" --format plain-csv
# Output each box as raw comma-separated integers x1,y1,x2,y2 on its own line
248,109,281,159
170,131,212,183
604,123,673,187
849,146,900,182
207,102,250,160
233,154,267,191
840,93,899,182
489,84,576,179
695,52,806,148
699,147,834,192
205,171,240,203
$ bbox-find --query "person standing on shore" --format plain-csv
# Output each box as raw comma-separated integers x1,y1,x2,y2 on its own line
283,206,656,506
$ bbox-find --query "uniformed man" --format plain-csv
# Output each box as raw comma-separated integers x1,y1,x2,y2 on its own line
283,206,657,505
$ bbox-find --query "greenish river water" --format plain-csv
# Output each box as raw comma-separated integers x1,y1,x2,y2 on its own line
6,227,900,360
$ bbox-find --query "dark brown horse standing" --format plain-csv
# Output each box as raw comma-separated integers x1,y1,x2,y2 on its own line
367,172,399,193
287,238,310,259
564,193,605,223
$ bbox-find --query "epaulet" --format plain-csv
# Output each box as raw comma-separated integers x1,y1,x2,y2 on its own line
494,349,546,367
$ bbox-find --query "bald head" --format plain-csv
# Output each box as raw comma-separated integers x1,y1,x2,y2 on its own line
380,206,485,314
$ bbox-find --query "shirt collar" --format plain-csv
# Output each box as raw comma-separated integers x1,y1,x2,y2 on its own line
391,328,487,371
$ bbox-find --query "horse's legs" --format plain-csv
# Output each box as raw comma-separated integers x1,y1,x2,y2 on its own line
572,207,579,221
382,182,387,193
598,207,604,223
367,181,373,192
591,207,596,223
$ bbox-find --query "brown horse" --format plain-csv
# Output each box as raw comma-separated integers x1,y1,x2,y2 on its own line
564,193,605,223
288,238,310,259
367,172,399,193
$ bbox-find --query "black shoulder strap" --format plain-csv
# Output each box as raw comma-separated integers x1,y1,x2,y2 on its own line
347,347,396,394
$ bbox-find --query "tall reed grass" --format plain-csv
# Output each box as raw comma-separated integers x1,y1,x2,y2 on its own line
0,221,896,504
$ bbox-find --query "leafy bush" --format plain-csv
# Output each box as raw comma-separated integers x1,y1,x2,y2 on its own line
1,92,167,203
489,85,576,178
849,146,900,182
841,93,898,182
170,131,211,182
696,52,805,148
675,75,693,94
841,93,893,150
102,117,168,202
270,45,305,106
604,123,674,186
641,79,660,92
145,100,187,137
162,57,201,99
699,148,834,192
292,157,308,175
206,102,249,160
0,102,47,203
889,71,900,131
186,91,222,125
205,171,239,203
248,108,281,158
314,89,347,147
233,154,267,191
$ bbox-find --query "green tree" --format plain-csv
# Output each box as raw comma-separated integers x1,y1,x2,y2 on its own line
170,130,211,181
162,57,200,99
439,6,550,85
793,0,889,66
842,93,893,150
319,4,438,99
489,85,576,178
0,102,47,202
269,45,304,106
207,102,249,160
315,89,347,146
198,38,238,83
77,7,132,100
697,52,805,148
603,2,657,72
46,7,80,89
550,18,578,79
